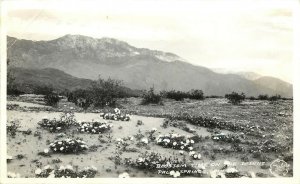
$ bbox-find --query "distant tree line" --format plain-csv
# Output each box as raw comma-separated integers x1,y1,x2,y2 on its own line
248,94,284,101
160,89,204,101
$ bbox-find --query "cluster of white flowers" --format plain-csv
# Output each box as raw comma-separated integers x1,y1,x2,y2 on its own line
49,138,88,153
151,127,157,132
102,112,130,121
169,170,181,178
141,137,149,144
188,151,202,160
35,164,98,178
118,172,130,178
116,138,125,144
156,133,195,151
78,122,113,134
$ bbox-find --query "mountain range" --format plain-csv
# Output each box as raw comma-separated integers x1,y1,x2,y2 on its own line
7,35,293,97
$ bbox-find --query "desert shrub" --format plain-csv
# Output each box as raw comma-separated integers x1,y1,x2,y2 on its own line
258,94,269,100
162,90,187,101
156,133,196,151
211,133,241,143
269,94,281,101
188,89,204,100
7,121,20,137
161,89,204,101
38,112,77,132
67,89,93,109
7,63,24,96
141,87,162,105
102,113,130,121
44,93,60,106
7,88,24,96
49,138,88,154
167,112,264,137
248,96,256,100
225,92,245,105
205,95,222,98
78,122,113,134
89,77,123,107
35,165,98,178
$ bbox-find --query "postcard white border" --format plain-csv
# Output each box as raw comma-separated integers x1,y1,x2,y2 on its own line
1,0,300,184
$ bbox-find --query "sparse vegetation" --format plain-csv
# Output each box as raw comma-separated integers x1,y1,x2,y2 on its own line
141,87,162,105
44,93,60,107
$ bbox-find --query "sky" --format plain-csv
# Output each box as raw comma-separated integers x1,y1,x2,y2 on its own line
3,0,297,83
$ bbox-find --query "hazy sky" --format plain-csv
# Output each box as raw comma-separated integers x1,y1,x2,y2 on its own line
4,0,296,82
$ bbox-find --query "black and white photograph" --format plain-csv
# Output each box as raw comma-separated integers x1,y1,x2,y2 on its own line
1,0,300,183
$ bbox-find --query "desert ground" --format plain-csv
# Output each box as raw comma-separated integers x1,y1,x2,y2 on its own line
6,96,293,178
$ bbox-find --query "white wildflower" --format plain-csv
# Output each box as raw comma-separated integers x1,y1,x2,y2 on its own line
173,171,180,178
119,172,130,178
226,167,238,174
43,165,51,170
189,151,195,156
197,154,202,159
35,168,42,175
141,138,149,144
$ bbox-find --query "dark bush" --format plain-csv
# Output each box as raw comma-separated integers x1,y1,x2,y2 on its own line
248,96,256,100
269,94,281,101
258,94,269,100
7,65,24,96
141,87,162,105
205,95,222,98
7,88,24,96
67,89,93,109
44,93,60,107
7,121,20,137
188,89,204,100
162,90,187,101
225,92,245,105
90,77,122,107
161,89,204,101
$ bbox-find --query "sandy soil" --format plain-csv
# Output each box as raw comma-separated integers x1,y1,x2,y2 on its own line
6,99,292,178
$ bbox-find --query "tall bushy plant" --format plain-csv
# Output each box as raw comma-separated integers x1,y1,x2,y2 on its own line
188,89,204,100
90,77,122,107
67,89,93,109
269,94,281,101
225,92,245,105
164,90,187,101
141,87,162,105
258,94,269,100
